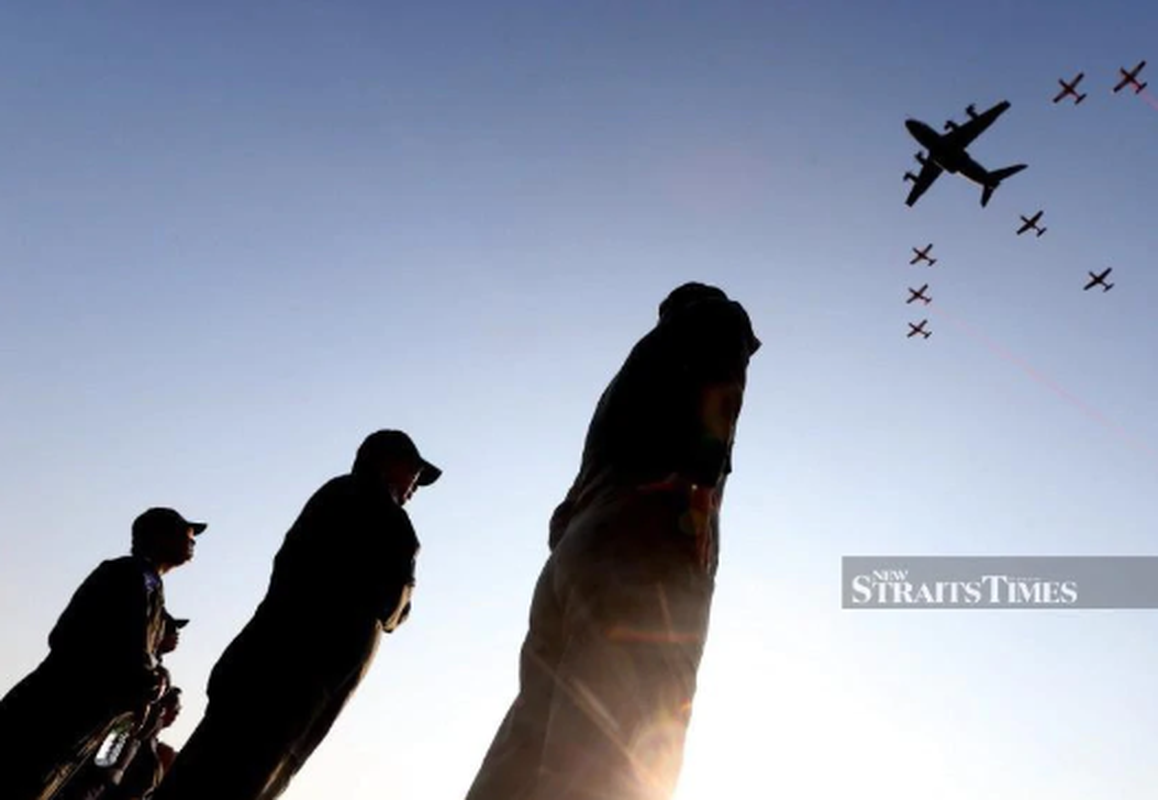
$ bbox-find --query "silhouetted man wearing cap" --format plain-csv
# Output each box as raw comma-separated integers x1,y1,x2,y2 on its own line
59,609,191,800
153,611,189,674
464,282,760,800
0,507,206,800
153,430,441,800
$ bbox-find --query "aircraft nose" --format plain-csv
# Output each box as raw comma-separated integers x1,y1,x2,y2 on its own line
904,119,919,133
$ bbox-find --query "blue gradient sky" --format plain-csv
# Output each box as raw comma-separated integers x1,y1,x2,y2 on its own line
3,2,1157,798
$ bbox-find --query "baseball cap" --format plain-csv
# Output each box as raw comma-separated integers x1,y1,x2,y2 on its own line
353,430,442,486
658,282,729,320
162,609,190,630
133,507,208,542
658,282,761,355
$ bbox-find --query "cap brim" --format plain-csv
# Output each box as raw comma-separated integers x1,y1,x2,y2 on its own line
189,521,207,535
415,460,442,486
172,618,190,628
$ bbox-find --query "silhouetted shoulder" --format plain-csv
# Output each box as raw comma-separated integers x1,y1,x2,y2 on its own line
271,472,412,594
93,555,154,587
296,473,408,531
45,554,158,685
56,556,152,619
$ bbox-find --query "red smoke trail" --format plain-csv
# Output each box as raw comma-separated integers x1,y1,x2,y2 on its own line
1137,88,1158,112
924,301,1158,461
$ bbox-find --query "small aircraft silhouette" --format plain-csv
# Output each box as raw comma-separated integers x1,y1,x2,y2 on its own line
1053,73,1086,104
1017,210,1047,236
906,284,932,305
907,320,932,339
1084,267,1114,291
910,244,937,265
1114,61,1147,94
904,100,1026,207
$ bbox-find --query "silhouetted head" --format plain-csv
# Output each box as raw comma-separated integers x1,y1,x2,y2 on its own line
131,508,206,572
156,687,182,729
353,429,441,506
658,282,761,355
658,282,729,321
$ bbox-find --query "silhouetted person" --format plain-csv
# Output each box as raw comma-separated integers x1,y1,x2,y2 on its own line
464,282,760,800
0,508,206,800
156,611,188,661
57,611,190,800
152,430,441,800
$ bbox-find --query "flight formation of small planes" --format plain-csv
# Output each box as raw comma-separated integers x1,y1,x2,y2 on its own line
899,60,1142,339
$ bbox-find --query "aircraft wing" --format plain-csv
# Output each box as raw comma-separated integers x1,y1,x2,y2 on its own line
1052,87,1068,103
1017,219,1032,233
1114,65,1142,91
1084,275,1098,290
942,100,1011,149
904,161,943,206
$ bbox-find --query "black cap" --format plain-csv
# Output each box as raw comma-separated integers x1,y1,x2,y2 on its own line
353,430,442,486
132,508,207,545
658,282,761,355
658,282,729,321
162,609,190,629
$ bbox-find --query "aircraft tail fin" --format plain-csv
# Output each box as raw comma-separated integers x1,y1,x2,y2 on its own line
980,164,1027,207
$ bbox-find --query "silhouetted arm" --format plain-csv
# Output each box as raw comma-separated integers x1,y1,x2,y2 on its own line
319,487,420,633
375,517,419,633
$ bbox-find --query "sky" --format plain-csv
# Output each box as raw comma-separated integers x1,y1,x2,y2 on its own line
3,1,1158,798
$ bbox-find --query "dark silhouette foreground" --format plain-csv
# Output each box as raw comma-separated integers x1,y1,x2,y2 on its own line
151,430,440,800
464,282,760,800
58,610,188,800
0,508,205,800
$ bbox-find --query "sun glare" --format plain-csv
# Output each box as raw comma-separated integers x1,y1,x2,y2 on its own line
669,623,967,800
